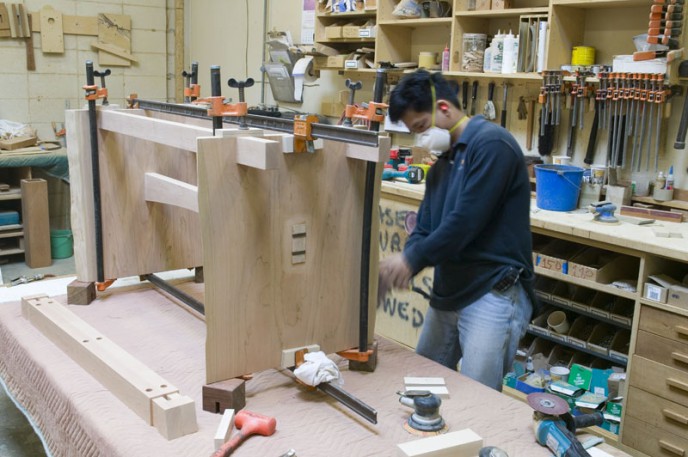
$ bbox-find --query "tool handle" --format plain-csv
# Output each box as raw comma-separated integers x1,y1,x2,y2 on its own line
584,100,599,164
472,80,478,101
500,108,507,128
487,82,495,101
462,81,469,110
211,431,246,457
572,411,604,430
674,91,688,149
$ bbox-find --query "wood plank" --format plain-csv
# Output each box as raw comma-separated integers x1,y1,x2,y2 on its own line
20,179,51,268
65,109,98,282
39,5,64,53
18,3,28,37
25,13,35,71
235,136,282,170
90,40,137,62
9,3,17,37
214,409,235,451
144,172,199,213
197,133,381,382
98,109,212,153
0,3,10,37
98,13,131,67
346,136,390,162
21,295,197,440
151,392,198,440
620,205,684,223
30,12,98,35
174,0,184,103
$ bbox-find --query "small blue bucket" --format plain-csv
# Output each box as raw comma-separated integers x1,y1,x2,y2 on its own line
534,164,584,211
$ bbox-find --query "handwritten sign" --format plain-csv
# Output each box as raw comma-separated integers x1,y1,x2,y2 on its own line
376,197,432,349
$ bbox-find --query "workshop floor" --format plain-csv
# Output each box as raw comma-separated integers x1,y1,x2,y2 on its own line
0,256,75,457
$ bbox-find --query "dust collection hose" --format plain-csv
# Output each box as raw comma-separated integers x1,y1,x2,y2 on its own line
85,61,105,283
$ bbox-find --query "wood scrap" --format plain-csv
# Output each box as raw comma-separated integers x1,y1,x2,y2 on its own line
0,3,10,37
90,40,137,62
620,205,684,223
25,12,34,71
98,13,132,66
30,12,98,35
39,5,64,53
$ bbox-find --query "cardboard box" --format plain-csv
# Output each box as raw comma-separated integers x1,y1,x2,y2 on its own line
536,240,583,274
534,276,558,301
610,297,633,326
569,363,592,390
570,286,594,313
643,280,668,303
607,372,626,399
364,0,377,10
325,25,343,39
568,248,639,284
551,282,573,307
326,54,348,67
609,330,630,364
613,54,667,74
514,373,546,394
587,323,614,356
589,292,614,319
668,285,688,309
475,0,491,9
548,345,574,367
343,23,363,39
645,274,688,307
358,25,376,38
566,316,595,350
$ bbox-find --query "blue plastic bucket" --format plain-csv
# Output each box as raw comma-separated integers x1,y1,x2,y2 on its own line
534,164,584,211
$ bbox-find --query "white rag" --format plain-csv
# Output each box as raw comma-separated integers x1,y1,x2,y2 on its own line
293,351,343,387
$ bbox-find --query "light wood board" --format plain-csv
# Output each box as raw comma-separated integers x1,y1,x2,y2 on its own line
39,5,63,53
20,178,51,268
197,134,383,382
97,13,131,66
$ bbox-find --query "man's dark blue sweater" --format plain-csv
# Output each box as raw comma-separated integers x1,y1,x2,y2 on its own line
404,115,536,311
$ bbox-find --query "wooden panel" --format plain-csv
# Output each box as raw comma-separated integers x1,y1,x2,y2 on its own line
39,5,64,53
144,173,199,213
30,12,98,35
622,415,688,457
629,356,688,407
0,3,10,37
636,330,688,376
20,179,51,268
626,386,688,439
98,109,212,153
65,109,97,281
639,305,688,344
21,295,197,440
197,135,382,383
98,13,131,67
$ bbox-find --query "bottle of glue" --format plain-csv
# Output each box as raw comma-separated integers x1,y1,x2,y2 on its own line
441,44,450,72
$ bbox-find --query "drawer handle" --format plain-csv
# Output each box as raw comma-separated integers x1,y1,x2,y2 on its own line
673,352,688,365
663,408,688,425
667,378,688,394
677,326,688,338
659,439,686,456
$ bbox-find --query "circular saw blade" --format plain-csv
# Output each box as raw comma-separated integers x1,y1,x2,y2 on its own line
527,392,569,416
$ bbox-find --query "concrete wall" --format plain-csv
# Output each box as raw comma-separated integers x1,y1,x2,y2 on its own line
0,0,170,142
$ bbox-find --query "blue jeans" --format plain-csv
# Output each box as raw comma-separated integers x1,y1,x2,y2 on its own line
415,283,533,391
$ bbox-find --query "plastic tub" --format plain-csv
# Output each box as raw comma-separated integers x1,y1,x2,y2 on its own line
50,229,74,259
535,164,584,211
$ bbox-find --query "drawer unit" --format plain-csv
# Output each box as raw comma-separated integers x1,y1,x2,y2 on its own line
639,305,688,343
622,415,688,457
628,356,688,408
626,386,688,439
636,330,688,374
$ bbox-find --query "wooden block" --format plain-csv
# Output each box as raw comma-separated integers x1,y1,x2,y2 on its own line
0,3,10,37
349,339,379,372
21,179,51,268
214,409,235,450
0,136,37,150
397,429,483,457
39,5,64,53
67,280,96,305
235,136,282,170
345,136,390,163
194,266,204,284
281,344,320,369
404,377,446,386
203,379,246,414
152,392,198,440
144,172,199,213
621,205,684,223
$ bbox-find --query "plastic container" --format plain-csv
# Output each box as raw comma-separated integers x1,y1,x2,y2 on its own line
418,51,438,69
501,30,516,74
442,44,450,71
483,44,493,72
534,164,584,211
571,46,595,66
50,229,74,259
489,31,504,73
461,33,487,72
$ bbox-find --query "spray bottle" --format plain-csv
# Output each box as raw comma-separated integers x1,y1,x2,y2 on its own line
441,44,450,72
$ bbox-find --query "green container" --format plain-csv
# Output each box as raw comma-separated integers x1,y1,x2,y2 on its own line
50,229,74,259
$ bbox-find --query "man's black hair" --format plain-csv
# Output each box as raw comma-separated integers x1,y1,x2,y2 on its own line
388,70,461,122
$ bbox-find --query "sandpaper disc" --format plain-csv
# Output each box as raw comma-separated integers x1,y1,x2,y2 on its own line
527,392,569,416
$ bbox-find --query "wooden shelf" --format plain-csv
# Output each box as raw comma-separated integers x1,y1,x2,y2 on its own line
534,266,638,300
317,10,377,18
0,247,24,257
551,0,647,8
0,229,23,239
0,188,21,201
526,329,626,366
378,17,453,26
455,7,549,17
443,71,543,81
316,38,376,44
538,296,632,330
631,196,688,212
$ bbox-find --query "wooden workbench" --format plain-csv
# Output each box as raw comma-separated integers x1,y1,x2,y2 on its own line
0,280,630,457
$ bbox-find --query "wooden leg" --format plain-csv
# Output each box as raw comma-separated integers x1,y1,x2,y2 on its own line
194,266,204,283
202,378,246,414
67,280,96,305
349,339,378,373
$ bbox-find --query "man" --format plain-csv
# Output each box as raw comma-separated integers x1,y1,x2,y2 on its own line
379,70,535,391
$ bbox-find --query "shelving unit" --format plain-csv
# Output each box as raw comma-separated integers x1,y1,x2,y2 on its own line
315,4,378,67
0,167,29,260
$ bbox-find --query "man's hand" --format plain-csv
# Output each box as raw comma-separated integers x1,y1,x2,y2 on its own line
378,254,413,299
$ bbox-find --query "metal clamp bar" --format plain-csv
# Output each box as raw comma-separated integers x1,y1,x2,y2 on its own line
143,273,205,315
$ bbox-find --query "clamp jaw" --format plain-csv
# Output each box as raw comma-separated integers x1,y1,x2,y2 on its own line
195,78,254,129
293,114,319,153
84,68,110,104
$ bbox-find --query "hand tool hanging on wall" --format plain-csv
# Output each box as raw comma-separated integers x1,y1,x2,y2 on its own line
483,81,496,120
462,80,469,111
470,80,478,116
674,61,688,148
500,83,509,128
182,61,200,103
653,74,667,172
584,98,600,165
83,61,110,286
